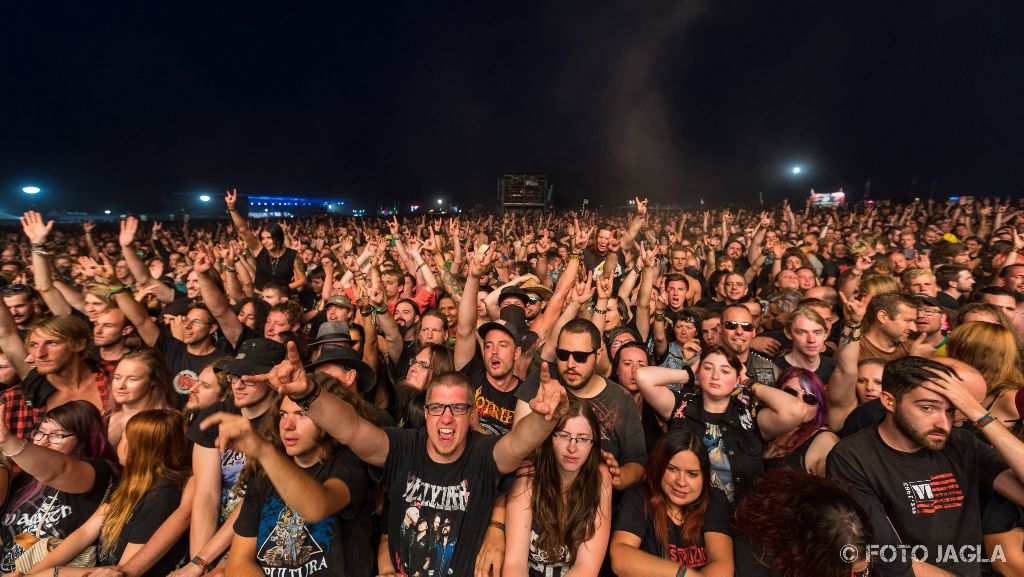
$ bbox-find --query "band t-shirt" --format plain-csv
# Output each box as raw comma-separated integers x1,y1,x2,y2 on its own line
827,426,1008,577
155,328,229,405
377,427,506,577
461,355,519,436
614,486,732,567
99,480,189,576
235,448,371,577
0,459,114,572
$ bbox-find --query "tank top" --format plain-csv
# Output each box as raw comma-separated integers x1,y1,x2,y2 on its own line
254,247,297,290
764,428,830,472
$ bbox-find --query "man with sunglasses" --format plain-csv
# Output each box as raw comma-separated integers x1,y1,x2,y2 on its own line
514,318,648,491
262,340,568,577
720,305,779,386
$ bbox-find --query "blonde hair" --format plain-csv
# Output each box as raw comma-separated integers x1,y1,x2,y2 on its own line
858,273,899,298
100,410,189,556
948,321,1024,400
26,315,90,354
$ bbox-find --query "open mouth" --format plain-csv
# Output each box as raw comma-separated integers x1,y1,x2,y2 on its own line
438,428,455,443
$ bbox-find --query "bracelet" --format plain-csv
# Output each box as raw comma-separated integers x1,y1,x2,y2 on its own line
489,521,505,532
223,264,236,273
2,438,28,459
675,566,688,577
844,322,862,330
654,313,666,322
190,555,210,573
975,412,997,429
417,261,428,270
32,248,50,255
361,306,374,317
289,382,323,412
590,304,608,315
53,567,61,577
375,305,388,314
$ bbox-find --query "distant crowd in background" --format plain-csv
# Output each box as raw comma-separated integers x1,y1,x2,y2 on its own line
2,192,1024,576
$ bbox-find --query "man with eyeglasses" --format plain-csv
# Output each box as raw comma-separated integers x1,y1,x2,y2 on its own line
113,289,228,405
187,338,286,572
912,295,947,357
720,305,779,387
514,318,647,492
261,341,568,577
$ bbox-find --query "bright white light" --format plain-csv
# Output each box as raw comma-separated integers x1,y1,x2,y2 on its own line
199,195,211,202
104,210,111,215
22,186,40,194
437,198,444,205
791,166,802,175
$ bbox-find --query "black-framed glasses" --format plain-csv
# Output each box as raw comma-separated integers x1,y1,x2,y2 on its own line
31,429,75,444
552,432,593,446
555,348,598,363
723,321,755,332
782,386,819,406
409,358,431,370
424,403,472,416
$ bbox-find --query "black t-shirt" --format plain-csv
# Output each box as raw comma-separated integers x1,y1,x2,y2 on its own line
187,400,270,523
389,340,417,382
99,480,188,576
837,399,886,438
583,248,625,280
461,355,519,436
378,427,508,577
613,485,731,566
0,459,115,572
772,354,836,385
235,448,372,577
827,426,1009,577
515,370,647,467
155,328,229,404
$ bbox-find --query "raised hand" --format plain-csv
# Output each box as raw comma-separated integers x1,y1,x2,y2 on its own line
200,412,269,458
571,272,596,305
388,216,400,236
839,289,873,327
20,211,53,245
225,188,238,210
468,244,495,277
595,274,612,300
634,196,649,216
366,285,385,306
118,216,139,248
82,221,95,234
243,341,312,398
529,362,568,421
193,251,213,274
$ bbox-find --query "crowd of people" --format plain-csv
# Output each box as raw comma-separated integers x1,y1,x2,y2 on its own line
0,191,1023,576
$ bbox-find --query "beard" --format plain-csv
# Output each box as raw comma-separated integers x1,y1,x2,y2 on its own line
894,407,948,450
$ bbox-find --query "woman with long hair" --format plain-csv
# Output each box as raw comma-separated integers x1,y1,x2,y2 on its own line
104,349,177,447
948,321,1024,425
503,399,612,577
225,191,306,291
636,345,805,503
763,367,838,475
22,410,191,577
0,401,117,574
609,429,733,577
732,469,873,577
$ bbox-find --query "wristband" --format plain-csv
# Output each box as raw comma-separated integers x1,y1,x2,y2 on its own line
360,306,374,317
489,521,505,532
375,305,388,314
289,382,323,412
590,304,609,315
974,412,997,429
654,313,666,322
190,555,209,573
2,438,29,459
675,566,688,577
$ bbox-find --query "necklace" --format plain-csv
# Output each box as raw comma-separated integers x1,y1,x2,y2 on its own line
269,255,281,276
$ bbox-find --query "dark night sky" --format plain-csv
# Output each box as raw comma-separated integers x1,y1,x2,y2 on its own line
3,1,1023,214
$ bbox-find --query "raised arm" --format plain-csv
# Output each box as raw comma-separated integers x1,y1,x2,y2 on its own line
194,251,244,349
635,366,689,421
119,216,176,303
112,289,160,348
21,211,72,316
0,403,98,493
201,409,351,522
256,343,391,467
366,285,404,362
493,362,568,474
619,197,648,253
225,188,261,254
455,248,489,370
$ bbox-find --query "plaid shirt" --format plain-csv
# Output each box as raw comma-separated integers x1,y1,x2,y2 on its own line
2,359,113,442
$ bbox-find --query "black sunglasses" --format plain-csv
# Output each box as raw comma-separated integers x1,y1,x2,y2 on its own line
1,284,33,296
723,320,755,332
555,348,598,363
782,386,819,406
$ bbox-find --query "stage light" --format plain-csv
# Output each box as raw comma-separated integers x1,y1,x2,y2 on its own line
199,195,211,202
22,186,41,194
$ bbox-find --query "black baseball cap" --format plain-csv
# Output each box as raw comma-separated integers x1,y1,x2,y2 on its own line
223,338,287,377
